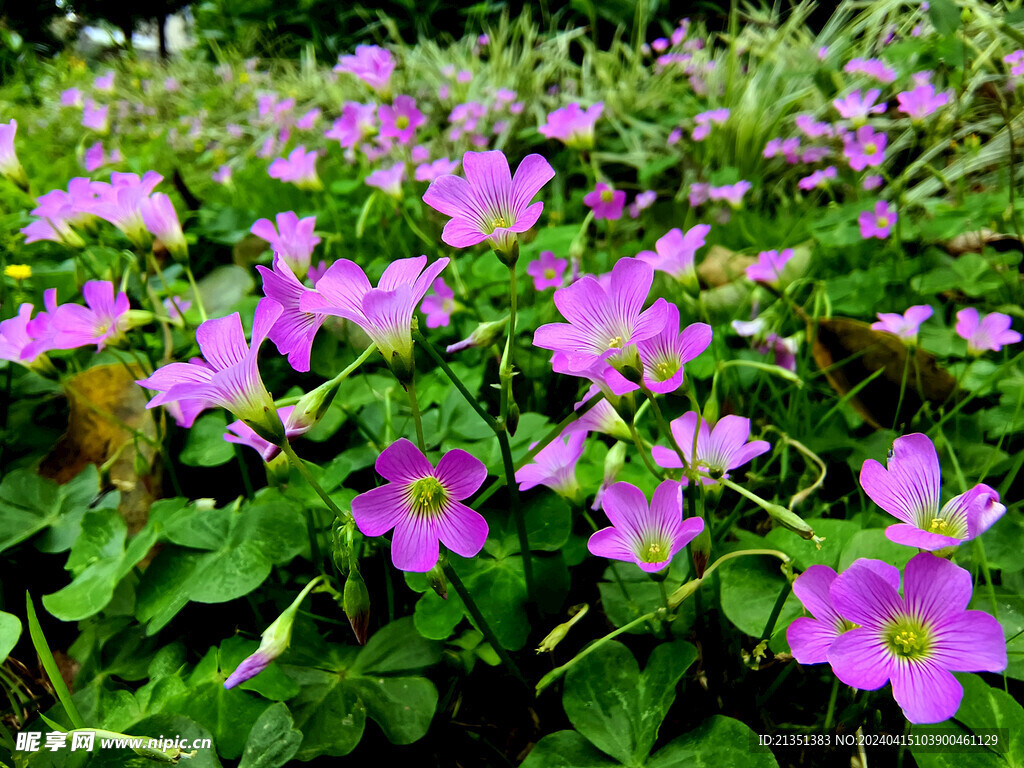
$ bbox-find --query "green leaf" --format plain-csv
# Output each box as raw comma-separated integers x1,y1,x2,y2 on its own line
647,716,779,767
838,529,914,572
238,702,303,768
718,555,801,648
286,664,368,759
351,616,442,675
347,677,438,744
0,466,99,554
521,730,624,767
969,591,1024,682
636,641,699,756
413,587,465,640
180,412,235,467
912,674,1024,768
764,519,859,570
0,611,22,663
928,0,960,35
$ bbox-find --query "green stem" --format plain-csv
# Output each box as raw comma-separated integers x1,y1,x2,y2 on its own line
184,262,208,322
26,594,85,730
407,376,426,452
279,439,349,522
500,261,518,427
629,422,663,479
444,562,528,687
643,387,690,474
824,677,840,733
414,329,497,430
497,429,536,604
759,580,792,643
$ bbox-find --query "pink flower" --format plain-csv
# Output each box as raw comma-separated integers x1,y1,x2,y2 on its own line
798,166,837,190
863,174,884,190
87,171,164,247
82,100,109,133
795,115,834,139
538,103,604,148
844,57,897,83
896,84,950,121
420,278,456,328
652,411,770,482
871,305,932,343
295,108,321,131
334,45,395,93
628,190,657,218
691,108,729,141
526,250,567,291
256,255,326,373
708,180,751,208
746,248,794,284
213,165,232,185
955,308,1022,354
588,480,704,572
861,433,1005,551
325,102,377,149
250,212,321,278
379,95,424,144
636,303,712,394
225,405,313,462
583,183,626,220
50,280,131,352
422,150,554,253
843,126,887,171
859,200,897,239
636,224,710,287
140,193,187,259
268,146,321,190
351,439,488,572
415,157,459,182
365,161,405,199
833,89,887,125
688,182,710,206
60,88,83,107
515,431,587,499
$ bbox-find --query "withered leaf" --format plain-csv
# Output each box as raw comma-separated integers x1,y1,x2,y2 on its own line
809,317,959,430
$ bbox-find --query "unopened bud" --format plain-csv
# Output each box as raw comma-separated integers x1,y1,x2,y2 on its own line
690,527,711,577
668,578,703,609
506,401,520,437
765,503,816,540
344,570,371,645
426,562,448,600
290,377,341,432
447,316,508,354
388,350,415,385
536,604,589,653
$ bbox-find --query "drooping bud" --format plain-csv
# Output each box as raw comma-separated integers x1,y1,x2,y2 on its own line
289,376,342,433
667,577,704,609
536,604,589,653
765,503,817,541
506,400,521,437
592,441,626,511
224,575,323,689
446,316,508,354
343,569,371,645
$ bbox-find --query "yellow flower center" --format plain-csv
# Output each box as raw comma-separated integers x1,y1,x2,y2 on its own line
489,216,508,232
928,518,948,532
876,216,889,228
96,322,110,335
544,268,556,280
600,189,614,204
410,476,447,517
639,540,668,563
396,115,409,129
654,360,679,380
4,264,31,280
885,619,931,659
864,142,877,155
607,336,623,349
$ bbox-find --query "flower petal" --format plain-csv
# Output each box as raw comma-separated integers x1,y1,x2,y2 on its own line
890,660,962,724
827,627,893,690
435,500,489,558
351,483,410,537
391,515,440,572
787,617,840,664
434,449,487,500
375,438,433,484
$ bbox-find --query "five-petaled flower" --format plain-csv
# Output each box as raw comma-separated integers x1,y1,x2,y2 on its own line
422,150,554,257
955,308,1022,354
859,433,1005,551
871,305,932,343
587,480,704,573
652,411,770,483
351,438,488,572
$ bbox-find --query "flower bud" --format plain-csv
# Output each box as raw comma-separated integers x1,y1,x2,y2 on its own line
506,401,521,437
667,577,704,609
447,316,508,354
765,503,816,541
344,570,371,645
388,349,415,384
289,377,341,432
690,526,712,577
536,604,589,653
426,562,448,600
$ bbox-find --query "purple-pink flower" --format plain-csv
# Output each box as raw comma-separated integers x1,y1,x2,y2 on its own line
140,193,187,260
137,299,284,439
583,183,626,220
636,224,710,287
526,250,567,291
787,562,899,664
628,190,657,218
587,480,704,573
351,439,488,572
896,84,950,121
871,305,932,343
379,95,425,144
955,308,1022,354
415,157,459,182
420,278,456,328
798,166,837,190
268,146,321,190
538,102,603,148
844,57,897,83
365,162,405,199
49,280,131,352
708,180,751,208
256,255,326,373
860,433,1006,551
515,431,587,499
692,108,729,141
843,126,887,171
859,200,896,239
334,45,395,93
746,248,794,284
833,89,887,125
652,411,770,482
636,304,712,394
302,255,448,375
250,212,321,278
533,257,669,393
823,553,1006,723
325,103,377,149
225,405,313,463
422,150,554,253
